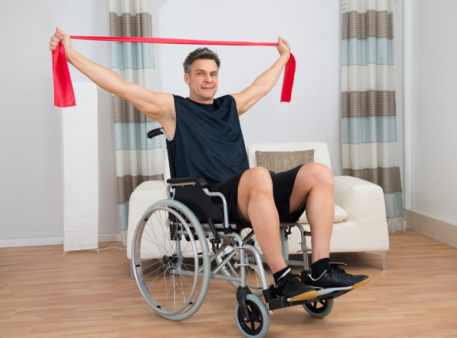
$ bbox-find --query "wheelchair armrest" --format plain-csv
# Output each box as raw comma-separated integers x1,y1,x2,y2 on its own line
167,177,208,188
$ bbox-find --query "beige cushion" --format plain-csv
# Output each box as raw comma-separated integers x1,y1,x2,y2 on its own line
255,150,314,173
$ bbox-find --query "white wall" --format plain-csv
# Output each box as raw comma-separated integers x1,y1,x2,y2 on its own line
0,0,118,244
51,0,119,239
0,0,405,245
409,0,457,225
1,0,62,242
53,1,119,237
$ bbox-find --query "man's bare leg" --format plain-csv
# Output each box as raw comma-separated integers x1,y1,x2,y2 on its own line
235,164,370,298
288,163,335,264
288,163,370,290
236,167,320,301
237,163,335,274
236,167,286,274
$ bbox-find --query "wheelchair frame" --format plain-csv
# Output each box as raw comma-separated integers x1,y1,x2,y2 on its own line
131,127,351,337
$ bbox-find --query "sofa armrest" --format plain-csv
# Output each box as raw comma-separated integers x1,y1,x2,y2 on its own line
334,176,386,223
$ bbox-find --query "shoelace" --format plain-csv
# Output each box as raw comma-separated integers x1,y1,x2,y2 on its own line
328,264,349,275
283,273,305,286
276,273,302,287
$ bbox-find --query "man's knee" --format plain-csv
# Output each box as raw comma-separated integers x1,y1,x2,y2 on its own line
243,167,273,196
237,167,275,224
300,163,334,187
237,167,273,213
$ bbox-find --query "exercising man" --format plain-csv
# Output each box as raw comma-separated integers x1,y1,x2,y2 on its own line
49,27,369,303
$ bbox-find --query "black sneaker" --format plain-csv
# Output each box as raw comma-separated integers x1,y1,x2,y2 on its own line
274,273,319,302
306,263,370,296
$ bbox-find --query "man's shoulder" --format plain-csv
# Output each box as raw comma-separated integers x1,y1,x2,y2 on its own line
172,94,186,100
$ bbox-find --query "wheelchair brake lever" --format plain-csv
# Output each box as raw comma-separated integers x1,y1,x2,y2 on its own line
208,218,221,252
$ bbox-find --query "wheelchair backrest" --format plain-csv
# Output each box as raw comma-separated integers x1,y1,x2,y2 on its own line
172,185,225,223
147,127,225,223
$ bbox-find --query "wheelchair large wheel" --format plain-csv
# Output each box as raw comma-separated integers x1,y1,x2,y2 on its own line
235,294,270,338
217,229,289,296
132,199,211,321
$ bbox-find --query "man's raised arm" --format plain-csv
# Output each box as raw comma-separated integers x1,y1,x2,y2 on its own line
230,37,291,116
49,27,170,121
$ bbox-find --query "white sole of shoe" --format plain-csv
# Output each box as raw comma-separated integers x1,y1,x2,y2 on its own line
316,286,352,296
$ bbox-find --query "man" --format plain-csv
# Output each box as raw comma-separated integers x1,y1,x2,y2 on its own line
49,27,369,303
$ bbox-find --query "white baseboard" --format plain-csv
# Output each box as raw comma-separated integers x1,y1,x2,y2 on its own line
98,233,122,242
0,233,122,248
405,209,457,248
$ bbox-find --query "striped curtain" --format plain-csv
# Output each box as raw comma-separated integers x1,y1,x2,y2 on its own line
109,0,163,244
341,0,404,233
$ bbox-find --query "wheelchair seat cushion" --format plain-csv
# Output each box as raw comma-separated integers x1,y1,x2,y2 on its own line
208,164,307,227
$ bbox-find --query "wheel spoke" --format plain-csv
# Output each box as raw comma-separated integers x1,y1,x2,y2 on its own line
154,269,168,305
148,268,165,284
164,269,170,310
181,261,202,287
143,264,161,279
147,219,169,255
141,259,161,270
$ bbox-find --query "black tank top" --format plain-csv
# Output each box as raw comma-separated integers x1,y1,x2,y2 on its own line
166,94,250,187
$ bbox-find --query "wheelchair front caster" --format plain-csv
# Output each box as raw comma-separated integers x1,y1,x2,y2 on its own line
302,298,334,318
235,294,270,338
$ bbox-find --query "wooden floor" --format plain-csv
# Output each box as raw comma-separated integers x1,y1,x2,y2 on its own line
1,230,457,337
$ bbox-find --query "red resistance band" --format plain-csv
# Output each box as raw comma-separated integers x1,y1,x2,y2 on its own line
52,36,296,108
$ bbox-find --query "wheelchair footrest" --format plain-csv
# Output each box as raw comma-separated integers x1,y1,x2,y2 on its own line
263,284,352,311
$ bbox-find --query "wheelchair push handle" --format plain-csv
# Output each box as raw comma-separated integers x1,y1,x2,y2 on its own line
147,128,163,139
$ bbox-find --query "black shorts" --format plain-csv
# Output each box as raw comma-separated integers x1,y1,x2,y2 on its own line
208,165,306,227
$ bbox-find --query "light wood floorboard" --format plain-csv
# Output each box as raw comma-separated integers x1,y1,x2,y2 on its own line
1,230,457,337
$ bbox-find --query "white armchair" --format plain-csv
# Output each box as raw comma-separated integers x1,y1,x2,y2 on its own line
126,140,389,271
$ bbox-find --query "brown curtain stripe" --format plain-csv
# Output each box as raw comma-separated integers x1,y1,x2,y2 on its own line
109,12,153,38
342,10,394,40
342,167,402,194
341,90,397,118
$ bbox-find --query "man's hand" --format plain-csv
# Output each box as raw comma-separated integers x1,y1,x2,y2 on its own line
49,27,73,60
276,36,291,61
231,37,292,115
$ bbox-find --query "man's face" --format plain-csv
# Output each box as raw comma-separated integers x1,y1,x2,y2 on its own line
184,59,218,101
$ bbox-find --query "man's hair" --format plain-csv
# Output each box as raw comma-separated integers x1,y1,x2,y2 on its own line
183,47,221,75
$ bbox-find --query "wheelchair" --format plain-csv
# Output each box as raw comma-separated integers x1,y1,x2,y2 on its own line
131,128,352,337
